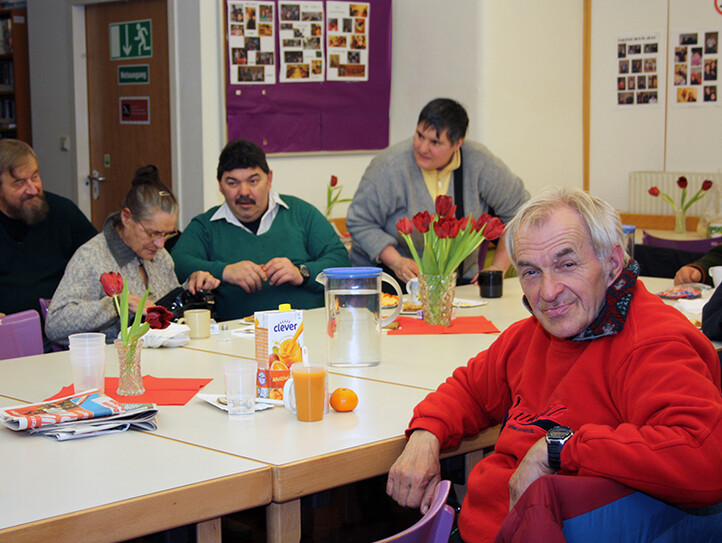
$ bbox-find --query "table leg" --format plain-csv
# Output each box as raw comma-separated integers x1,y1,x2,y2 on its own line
196,517,221,543
266,500,301,543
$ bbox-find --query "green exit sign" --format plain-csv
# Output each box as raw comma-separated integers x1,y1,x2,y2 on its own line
109,20,152,60
118,64,149,85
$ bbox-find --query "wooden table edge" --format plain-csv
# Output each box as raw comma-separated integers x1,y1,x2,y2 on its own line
0,467,272,543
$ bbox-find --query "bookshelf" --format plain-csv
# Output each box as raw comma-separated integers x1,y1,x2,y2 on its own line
0,7,30,144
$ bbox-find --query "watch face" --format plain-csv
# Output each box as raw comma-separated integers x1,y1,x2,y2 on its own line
547,426,573,441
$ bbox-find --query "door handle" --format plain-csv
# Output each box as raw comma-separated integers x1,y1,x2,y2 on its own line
88,170,107,200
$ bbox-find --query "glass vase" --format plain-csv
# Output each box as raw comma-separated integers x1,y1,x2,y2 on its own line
674,209,686,234
114,338,145,396
419,273,457,327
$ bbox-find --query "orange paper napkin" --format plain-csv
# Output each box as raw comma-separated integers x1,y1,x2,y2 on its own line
387,315,500,335
47,375,213,405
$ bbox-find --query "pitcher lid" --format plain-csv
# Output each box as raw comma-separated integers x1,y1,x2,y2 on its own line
322,266,382,278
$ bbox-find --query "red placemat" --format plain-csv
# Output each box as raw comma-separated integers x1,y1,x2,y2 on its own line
46,375,213,405
387,315,500,335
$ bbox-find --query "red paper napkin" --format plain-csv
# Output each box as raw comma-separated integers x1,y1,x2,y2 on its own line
46,375,213,405
387,315,500,335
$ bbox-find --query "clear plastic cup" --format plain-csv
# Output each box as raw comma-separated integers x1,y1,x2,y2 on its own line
223,359,257,415
68,333,106,393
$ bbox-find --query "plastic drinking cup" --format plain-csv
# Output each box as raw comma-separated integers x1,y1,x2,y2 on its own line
283,364,327,422
223,359,257,415
68,332,106,393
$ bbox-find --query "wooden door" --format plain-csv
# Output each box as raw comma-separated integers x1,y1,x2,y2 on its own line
85,0,170,230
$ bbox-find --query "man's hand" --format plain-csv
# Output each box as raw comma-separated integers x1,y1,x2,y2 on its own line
263,257,304,287
674,265,702,285
187,271,221,294
379,245,419,283
222,261,268,293
386,430,441,514
508,437,554,510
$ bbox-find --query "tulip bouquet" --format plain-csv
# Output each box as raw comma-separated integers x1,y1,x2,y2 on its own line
325,174,352,219
396,195,505,276
100,272,172,395
648,176,713,233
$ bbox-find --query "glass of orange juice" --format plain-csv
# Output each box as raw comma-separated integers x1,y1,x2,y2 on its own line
283,364,327,422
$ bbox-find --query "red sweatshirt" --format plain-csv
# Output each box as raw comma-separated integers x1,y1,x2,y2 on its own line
408,280,722,542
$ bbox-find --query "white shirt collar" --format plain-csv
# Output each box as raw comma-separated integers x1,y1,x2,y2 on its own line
210,190,289,235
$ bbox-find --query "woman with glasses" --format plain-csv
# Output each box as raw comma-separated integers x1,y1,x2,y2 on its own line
46,165,219,346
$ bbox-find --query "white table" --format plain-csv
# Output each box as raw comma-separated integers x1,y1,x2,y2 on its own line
0,392,271,543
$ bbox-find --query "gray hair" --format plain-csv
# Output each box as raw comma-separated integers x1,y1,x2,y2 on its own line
0,139,38,178
505,187,627,265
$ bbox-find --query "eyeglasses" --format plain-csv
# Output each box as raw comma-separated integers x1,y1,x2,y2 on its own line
136,220,178,242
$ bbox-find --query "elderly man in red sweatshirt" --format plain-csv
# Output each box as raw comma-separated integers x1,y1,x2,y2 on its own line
387,187,722,542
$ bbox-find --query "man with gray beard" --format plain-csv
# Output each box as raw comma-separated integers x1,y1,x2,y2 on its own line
0,139,96,343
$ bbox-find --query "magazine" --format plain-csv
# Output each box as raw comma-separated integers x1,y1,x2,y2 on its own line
0,390,158,441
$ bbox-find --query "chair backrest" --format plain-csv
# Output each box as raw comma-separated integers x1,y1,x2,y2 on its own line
38,298,63,352
0,309,43,360
642,231,722,253
375,480,455,543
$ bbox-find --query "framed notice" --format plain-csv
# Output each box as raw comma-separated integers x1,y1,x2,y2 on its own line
224,0,391,153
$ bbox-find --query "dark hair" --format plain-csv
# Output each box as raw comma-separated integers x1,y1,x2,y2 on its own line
117,165,178,223
417,98,469,145
216,139,269,180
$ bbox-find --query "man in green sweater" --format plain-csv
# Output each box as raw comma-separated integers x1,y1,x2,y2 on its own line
172,139,350,320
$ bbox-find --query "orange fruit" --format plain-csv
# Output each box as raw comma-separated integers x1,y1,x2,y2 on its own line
330,388,358,412
271,361,288,371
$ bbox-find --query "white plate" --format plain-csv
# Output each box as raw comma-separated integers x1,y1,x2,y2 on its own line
196,393,275,412
453,298,487,308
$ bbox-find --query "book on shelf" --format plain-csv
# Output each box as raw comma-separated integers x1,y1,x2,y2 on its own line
0,390,158,441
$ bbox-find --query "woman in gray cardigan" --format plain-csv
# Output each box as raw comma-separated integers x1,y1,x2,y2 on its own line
46,166,219,346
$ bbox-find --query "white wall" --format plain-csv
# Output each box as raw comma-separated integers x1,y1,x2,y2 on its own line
590,0,722,210
27,0,585,226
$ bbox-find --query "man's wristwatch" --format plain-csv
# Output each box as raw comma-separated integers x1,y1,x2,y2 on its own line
545,425,573,472
298,264,310,286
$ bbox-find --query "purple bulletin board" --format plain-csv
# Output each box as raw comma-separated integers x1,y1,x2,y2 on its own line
225,0,392,154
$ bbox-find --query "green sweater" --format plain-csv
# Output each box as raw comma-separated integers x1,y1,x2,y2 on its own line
172,195,350,320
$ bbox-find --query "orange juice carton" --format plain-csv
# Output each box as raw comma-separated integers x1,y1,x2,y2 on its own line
255,307,303,401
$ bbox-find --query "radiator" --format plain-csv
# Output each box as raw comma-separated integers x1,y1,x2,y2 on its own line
628,171,722,215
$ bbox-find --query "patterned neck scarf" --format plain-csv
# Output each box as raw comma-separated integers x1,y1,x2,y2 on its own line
522,260,640,341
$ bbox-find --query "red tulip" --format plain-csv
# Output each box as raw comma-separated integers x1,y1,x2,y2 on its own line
677,176,688,189
475,213,492,233
482,217,505,241
435,195,456,218
413,211,432,233
396,216,413,235
703,180,713,191
648,187,660,196
146,306,173,330
446,217,462,238
100,272,124,297
433,218,451,238
330,175,339,187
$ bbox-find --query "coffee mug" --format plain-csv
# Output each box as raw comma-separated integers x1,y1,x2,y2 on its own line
283,364,328,422
406,277,420,304
178,308,211,339
479,270,503,298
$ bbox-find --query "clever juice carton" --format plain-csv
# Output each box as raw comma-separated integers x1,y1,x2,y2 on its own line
255,307,303,401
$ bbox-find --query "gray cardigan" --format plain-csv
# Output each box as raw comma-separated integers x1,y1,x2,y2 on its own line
45,215,180,346
347,138,529,280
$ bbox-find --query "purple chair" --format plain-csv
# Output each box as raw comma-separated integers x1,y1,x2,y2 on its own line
38,298,63,352
0,309,43,360
642,230,722,253
375,480,455,543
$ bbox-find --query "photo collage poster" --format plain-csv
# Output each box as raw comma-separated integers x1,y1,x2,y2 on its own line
671,29,718,105
279,2,325,82
228,2,277,84
617,33,660,107
227,1,371,85
326,2,370,81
